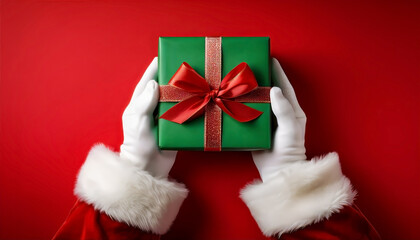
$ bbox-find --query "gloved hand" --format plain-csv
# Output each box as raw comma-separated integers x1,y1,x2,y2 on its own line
252,57,307,182
120,57,177,178
243,58,355,238
73,57,187,236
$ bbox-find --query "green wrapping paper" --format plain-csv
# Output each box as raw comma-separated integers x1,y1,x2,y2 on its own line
157,37,271,151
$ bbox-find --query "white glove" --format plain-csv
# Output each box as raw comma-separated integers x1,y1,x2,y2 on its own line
120,57,177,178
252,58,307,182
244,58,356,237
74,57,187,235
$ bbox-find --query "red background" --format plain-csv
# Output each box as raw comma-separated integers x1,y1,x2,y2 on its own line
1,0,419,239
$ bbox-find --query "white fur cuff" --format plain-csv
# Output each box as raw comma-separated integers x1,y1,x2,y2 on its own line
240,152,356,237
74,144,188,235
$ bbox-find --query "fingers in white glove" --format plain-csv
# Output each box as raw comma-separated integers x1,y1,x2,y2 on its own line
270,87,296,124
123,57,159,117
272,58,306,119
120,57,178,178
270,87,305,158
132,80,176,176
129,57,158,104
272,58,307,137
120,58,159,165
131,80,159,116
252,59,307,182
121,80,159,163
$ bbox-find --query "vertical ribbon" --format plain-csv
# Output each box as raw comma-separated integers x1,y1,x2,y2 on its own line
204,37,222,151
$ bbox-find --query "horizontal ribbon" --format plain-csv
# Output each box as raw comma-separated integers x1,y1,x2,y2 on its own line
159,85,271,103
160,62,264,124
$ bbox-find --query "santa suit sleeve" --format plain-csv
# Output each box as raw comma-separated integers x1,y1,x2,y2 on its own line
240,152,381,239
53,144,188,240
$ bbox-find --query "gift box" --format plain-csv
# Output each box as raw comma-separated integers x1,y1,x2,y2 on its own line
157,37,271,151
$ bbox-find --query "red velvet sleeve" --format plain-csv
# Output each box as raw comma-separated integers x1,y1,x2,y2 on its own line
279,205,381,240
52,200,160,240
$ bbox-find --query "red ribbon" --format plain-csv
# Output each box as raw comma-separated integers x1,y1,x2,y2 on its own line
160,62,263,124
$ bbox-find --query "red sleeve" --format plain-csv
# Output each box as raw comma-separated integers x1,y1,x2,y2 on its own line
53,200,159,240
279,205,380,240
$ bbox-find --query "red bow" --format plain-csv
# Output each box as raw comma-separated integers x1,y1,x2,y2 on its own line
160,62,263,124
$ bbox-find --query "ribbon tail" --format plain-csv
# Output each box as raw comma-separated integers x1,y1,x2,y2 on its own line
215,99,263,122
160,96,210,124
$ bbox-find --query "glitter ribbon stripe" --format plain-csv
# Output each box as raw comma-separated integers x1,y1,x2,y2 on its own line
159,85,271,103
204,37,222,151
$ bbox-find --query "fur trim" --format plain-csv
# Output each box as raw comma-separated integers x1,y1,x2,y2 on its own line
240,152,356,237
74,144,188,235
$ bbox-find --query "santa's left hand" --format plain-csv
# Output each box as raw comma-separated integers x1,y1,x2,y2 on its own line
72,57,187,236
120,57,177,178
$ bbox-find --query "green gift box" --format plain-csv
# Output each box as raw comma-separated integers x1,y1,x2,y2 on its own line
157,37,271,151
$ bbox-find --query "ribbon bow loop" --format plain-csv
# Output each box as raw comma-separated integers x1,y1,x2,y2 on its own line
160,62,263,124
169,62,210,95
